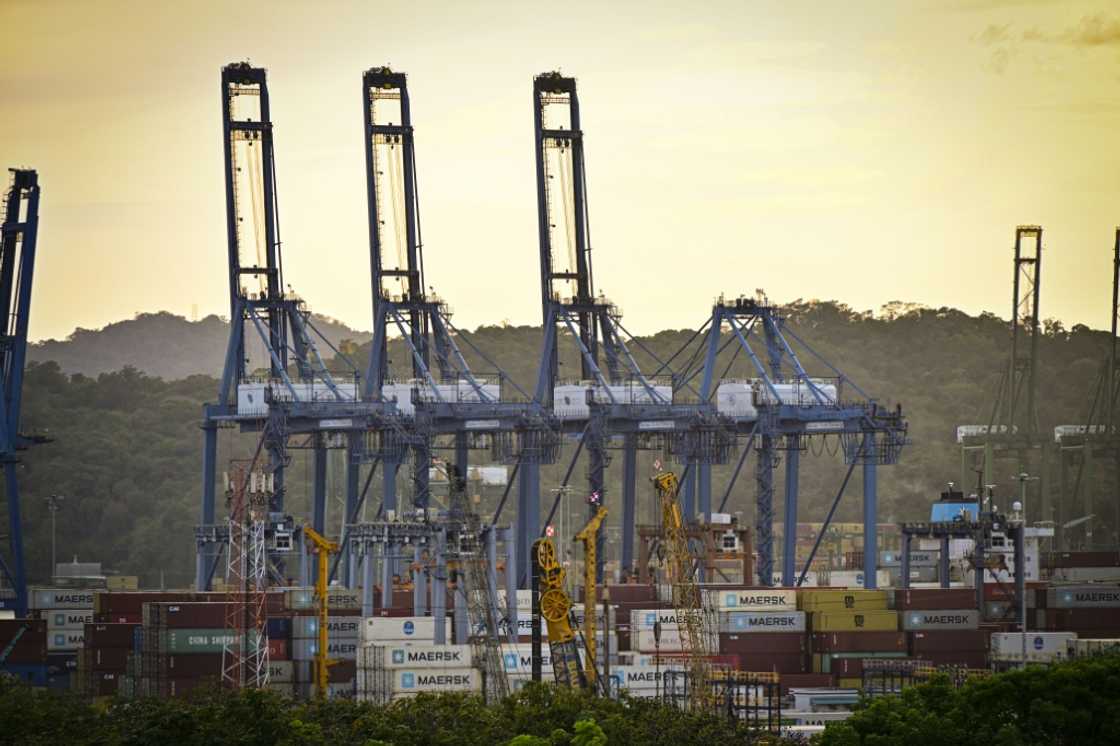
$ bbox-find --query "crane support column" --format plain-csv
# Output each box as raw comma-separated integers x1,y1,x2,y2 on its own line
757,435,775,586
518,462,540,587
782,442,800,587
344,433,361,587
197,421,218,589
862,433,878,589
621,435,637,574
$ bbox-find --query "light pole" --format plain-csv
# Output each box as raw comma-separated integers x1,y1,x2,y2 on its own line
44,495,64,579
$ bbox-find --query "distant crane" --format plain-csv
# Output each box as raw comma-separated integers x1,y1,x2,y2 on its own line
574,502,607,687
0,169,43,617
303,524,340,699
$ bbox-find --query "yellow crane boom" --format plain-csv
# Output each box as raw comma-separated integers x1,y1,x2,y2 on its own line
303,525,339,699
574,505,608,685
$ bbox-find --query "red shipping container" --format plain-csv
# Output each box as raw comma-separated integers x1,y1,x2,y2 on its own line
780,673,833,695
1040,608,1120,630
909,630,990,654
894,589,977,610
921,651,988,668
162,654,224,677
93,647,130,671
85,623,138,649
95,614,141,625
0,619,47,664
810,632,908,653
91,671,120,697
737,652,806,674
268,637,289,660
720,633,805,655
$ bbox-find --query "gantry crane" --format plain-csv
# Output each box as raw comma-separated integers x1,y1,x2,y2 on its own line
0,169,42,617
303,524,339,699
653,470,717,711
574,503,607,687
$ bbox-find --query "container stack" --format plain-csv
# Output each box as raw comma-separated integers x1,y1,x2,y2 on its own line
79,623,137,697
1034,584,1120,639
802,589,895,687
289,589,362,699
28,586,96,689
716,589,807,674
896,589,987,669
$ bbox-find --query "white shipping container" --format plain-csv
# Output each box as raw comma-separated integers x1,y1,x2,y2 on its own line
48,630,84,651
496,589,534,612
901,610,979,631
373,643,474,669
635,628,717,653
606,664,686,693
705,589,799,611
292,616,362,639
1046,586,1120,609
284,588,364,611
499,644,590,674
362,616,453,643
29,588,95,610
1070,638,1120,657
722,611,806,633
991,632,1077,661
292,639,360,661
267,660,294,683
389,667,479,693
45,609,94,630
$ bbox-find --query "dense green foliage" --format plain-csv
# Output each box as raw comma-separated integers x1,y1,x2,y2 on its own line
0,680,767,746
816,653,1120,746
12,302,1113,586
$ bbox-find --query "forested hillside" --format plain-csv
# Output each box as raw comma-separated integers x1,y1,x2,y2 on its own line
28,312,372,380
11,301,1110,587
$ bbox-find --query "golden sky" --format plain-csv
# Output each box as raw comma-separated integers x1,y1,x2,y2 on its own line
1,0,1117,343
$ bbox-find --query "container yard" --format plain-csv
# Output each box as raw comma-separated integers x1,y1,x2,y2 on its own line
2,3,1119,744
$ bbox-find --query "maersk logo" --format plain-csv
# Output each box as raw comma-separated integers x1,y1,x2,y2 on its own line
403,621,415,636
1062,592,1073,604
910,614,921,626
725,593,737,607
504,653,518,669
392,649,405,665
401,672,415,688
1034,636,1044,650
644,612,656,626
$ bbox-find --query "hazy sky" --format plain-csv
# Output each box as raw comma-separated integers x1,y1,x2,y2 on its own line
1,0,1117,343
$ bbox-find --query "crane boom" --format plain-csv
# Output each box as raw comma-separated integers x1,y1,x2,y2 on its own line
574,505,607,685
303,525,340,699
653,471,717,711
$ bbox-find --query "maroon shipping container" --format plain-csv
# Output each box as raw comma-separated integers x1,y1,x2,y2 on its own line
92,647,130,671
920,651,988,668
95,614,141,625
329,659,356,682
85,623,138,649
909,630,990,654
365,608,419,618
0,619,47,664
780,673,833,695
91,671,120,696
720,632,805,655
826,657,868,677
1043,551,1120,569
584,584,658,604
161,654,223,677
98,591,286,618
736,652,806,674
894,589,977,611
268,637,289,661
164,677,218,698
810,632,908,653
1039,608,1120,630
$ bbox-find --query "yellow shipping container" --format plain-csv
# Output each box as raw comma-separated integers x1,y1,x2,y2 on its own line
810,610,898,632
837,677,863,689
799,589,889,612
106,575,139,591
811,653,823,673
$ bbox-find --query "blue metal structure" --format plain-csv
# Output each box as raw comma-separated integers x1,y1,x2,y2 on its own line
353,68,559,594
196,64,372,589
676,296,907,587
0,169,41,615
524,72,728,584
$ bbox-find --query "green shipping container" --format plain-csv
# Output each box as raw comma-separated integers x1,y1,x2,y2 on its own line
161,629,261,654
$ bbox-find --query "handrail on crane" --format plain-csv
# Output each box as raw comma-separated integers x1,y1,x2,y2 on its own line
303,525,339,699
574,504,608,685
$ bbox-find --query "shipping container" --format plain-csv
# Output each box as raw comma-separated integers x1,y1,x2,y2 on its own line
705,588,798,611
29,588,95,610
810,632,907,653
284,588,364,611
361,616,453,643
48,629,84,651
810,610,897,632
388,667,479,693
292,616,362,639
160,654,223,677
160,629,261,655
1037,608,1120,631
799,590,889,613
893,589,978,611
92,647,130,671
991,632,1076,661
0,619,47,664
1045,586,1120,609
267,660,294,682
736,652,806,674
1069,638,1120,657
720,632,805,654
879,550,938,567
84,623,137,649
722,611,806,633
368,643,474,669
635,628,718,653
910,630,990,653
268,637,289,660
628,608,713,631
605,664,684,693
901,609,979,631
44,609,94,630
292,638,360,661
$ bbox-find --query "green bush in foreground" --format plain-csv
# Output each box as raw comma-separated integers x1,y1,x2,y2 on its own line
816,653,1120,746
0,679,765,746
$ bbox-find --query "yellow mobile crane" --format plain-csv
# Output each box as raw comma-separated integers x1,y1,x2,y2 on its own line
303,525,339,699
652,471,717,711
574,505,608,687
532,538,587,688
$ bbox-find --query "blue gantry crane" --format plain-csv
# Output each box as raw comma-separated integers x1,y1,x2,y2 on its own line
0,169,43,616
196,63,375,589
